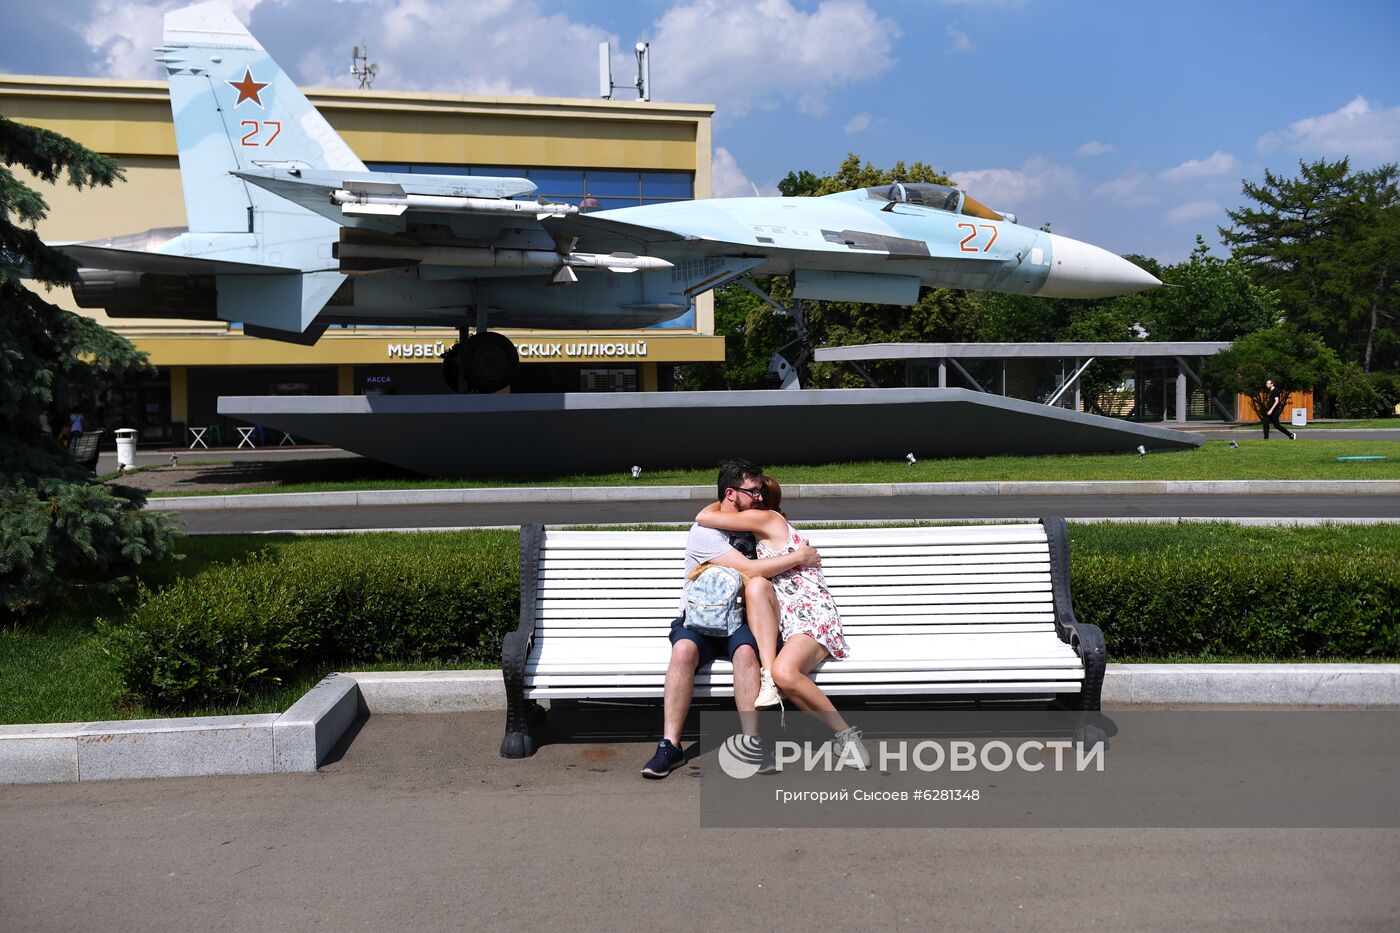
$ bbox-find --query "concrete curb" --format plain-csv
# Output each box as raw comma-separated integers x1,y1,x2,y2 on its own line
1101,663,1400,705
149,479,1400,510
4,665,1397,784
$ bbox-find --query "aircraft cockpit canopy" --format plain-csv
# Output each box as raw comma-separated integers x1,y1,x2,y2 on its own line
866,182,1012,223
867,183,963,213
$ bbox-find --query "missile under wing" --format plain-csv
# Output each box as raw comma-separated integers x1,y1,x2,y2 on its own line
52,1,1160,392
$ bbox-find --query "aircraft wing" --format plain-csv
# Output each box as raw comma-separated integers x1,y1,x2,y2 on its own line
54,243,295,275
541,212,704,255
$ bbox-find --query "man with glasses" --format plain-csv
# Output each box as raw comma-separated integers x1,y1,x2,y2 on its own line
641,458,821,777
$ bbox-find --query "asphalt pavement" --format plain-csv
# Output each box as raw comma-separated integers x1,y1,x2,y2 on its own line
159,492,1400,533
2,711,1396,933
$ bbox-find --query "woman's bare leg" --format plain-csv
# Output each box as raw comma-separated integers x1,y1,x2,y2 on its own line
771,634,849,733
743,576,781,671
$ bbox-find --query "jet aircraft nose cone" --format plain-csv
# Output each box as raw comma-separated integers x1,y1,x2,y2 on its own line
1037,233,1161,299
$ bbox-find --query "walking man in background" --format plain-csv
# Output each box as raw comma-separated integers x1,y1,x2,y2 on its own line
1262,379,1296,440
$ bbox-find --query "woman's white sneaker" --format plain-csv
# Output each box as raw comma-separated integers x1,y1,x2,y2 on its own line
756,668,784,709
832,726,871,769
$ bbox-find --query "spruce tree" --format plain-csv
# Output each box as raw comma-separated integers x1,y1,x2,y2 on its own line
1,114,175,615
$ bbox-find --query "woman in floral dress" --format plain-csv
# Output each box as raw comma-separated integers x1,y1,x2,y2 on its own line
695,475,866,762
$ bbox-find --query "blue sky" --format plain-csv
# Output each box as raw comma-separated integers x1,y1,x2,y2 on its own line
5,0,1398,263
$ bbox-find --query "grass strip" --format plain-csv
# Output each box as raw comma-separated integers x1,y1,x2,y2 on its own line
139,438,1400,498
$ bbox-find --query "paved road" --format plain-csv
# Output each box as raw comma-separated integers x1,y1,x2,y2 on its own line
2,712,1395,933
160,493,1400,533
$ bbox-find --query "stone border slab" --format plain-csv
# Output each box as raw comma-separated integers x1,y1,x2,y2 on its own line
75,714,279,781
347,670,506,713
274,673,364,773
1102,663,1400,705
5,666,1398,784
150,479,1400,510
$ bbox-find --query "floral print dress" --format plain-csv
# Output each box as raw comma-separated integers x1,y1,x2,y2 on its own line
757,521,849,660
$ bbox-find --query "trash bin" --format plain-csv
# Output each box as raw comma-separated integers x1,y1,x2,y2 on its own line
1291,407,1307,428
114,428,138,470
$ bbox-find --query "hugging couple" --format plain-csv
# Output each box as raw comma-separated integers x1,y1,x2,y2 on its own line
641,458,868,778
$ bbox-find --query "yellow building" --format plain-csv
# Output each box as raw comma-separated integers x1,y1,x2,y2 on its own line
3,74,723,445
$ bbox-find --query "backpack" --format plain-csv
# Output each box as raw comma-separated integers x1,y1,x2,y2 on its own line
682,565,745,637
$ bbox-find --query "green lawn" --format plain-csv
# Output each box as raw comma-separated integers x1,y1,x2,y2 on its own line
1231,418,1400,431
144,438,1400,497
4,523,1398,725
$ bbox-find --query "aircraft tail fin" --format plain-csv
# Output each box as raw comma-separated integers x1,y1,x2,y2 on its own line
160,2,365,235
160,3,359,333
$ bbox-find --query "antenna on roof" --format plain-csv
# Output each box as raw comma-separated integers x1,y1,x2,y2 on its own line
350,44,378,90
599,41,651,101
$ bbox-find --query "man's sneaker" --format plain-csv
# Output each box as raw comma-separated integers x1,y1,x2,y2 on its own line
751,736,779,774
641,739,685,778
832,726,871,769
756,668,784,709
730,734,779,775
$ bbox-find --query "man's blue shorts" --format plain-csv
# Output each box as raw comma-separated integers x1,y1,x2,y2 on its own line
669,616,759,669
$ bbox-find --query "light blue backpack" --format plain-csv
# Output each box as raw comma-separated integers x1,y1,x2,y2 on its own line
683,565,745,637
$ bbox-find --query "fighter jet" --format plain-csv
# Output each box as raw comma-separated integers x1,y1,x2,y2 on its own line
57,2,1160,393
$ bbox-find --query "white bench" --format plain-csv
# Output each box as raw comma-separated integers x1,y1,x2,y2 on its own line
500,518,1106,757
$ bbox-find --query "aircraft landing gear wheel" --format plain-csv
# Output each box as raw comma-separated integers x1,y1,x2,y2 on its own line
462,331,518,393
441,344,462,392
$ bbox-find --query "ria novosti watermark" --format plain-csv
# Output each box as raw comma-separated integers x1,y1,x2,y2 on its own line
699,709,1400,828
718,731,1104,780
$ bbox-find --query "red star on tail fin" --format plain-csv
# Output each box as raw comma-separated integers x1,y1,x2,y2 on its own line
227,69,268,107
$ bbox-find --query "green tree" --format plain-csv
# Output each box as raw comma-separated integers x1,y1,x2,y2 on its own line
1200,326,1339,421
0,114,176,615
1220,158,1399,371
1131,236,1282,342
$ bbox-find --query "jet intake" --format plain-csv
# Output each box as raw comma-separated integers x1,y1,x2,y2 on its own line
72,270,218,319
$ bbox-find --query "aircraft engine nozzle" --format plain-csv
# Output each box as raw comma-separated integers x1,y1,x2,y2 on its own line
1036,233,1161,299
73,269,219,319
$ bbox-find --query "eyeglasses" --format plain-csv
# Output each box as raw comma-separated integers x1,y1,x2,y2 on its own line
731,485,764,501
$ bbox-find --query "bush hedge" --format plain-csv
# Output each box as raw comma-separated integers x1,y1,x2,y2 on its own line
100,526,1399,711
102,532,517,708
1072,550,1400,658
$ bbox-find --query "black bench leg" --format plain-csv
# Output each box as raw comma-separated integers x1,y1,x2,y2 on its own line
1072,623,1107,711
500,630,536,758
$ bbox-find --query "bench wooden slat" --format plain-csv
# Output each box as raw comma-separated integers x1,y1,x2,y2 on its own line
527,681,1084,700
538,572,1053,590
542,525,1048,546
531,622,1059,638
539,543,1051,562
538,591,1054,611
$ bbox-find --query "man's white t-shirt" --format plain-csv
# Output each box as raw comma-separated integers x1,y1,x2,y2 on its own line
678,524,742,615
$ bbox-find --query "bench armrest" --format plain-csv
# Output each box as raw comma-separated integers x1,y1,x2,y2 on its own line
1041,516,1106,710
500,523,545,757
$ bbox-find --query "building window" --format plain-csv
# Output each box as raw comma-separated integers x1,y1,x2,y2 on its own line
580,367,639,392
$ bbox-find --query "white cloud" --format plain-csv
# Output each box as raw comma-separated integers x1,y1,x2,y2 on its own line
1166,200,1222,224
9,0,900,121
711,147,778,198
843,113,872,135
1259,95,1400,163
1076,140,1114,157
1093,172,1157,208
951,157,1076,208
946,26,974,54
649,0,900,118
1160,151,1241,183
